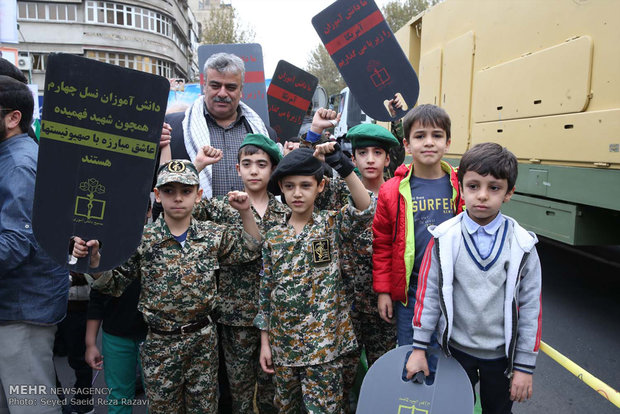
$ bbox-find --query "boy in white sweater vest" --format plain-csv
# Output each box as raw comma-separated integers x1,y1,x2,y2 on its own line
405,143,542,413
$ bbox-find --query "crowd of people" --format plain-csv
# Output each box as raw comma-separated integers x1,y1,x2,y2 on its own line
0,51,541,414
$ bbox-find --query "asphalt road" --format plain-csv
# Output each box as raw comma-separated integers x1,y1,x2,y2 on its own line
55,239,620,413
512,240,620,413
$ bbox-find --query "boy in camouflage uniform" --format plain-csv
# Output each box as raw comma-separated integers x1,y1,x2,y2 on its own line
72,160,263,414
255,109,375,413
310,120,400,410
191,134,286,413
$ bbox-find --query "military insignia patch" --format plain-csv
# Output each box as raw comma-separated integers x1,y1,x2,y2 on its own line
168,160,186,173
312,239,331,264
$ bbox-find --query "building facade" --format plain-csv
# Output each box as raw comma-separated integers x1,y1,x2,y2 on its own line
10,0,200,93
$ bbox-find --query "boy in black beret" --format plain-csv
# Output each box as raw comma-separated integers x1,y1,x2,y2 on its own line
255,122,375,412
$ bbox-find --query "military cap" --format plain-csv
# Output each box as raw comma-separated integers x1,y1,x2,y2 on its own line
156,159,200,187
347,123,400,150
268,148,324,195
240,133,282,164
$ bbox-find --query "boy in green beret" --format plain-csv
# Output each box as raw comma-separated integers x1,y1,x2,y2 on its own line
192,134,286,413
255,129,375,413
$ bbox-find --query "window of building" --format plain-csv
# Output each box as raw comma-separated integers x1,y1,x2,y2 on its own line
84,1,172,39
18,2,78,22
85,51,172,78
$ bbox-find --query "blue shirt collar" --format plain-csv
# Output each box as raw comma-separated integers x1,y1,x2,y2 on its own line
463,211,504,236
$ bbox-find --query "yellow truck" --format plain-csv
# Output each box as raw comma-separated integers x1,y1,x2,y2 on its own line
392,0,620,245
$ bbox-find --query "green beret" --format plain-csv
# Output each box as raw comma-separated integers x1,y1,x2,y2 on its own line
268,148,324,195
240,133,282,164
347,124,400,150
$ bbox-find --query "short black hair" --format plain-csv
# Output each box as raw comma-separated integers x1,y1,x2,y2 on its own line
0,75,34,134
403,104,451,141
458,142,518,190
0,58,27,84
237,144,276,166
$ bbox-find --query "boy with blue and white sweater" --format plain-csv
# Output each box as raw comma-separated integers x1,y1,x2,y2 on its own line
406,143,542,413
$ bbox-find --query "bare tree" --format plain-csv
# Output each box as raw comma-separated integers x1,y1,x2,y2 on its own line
305,44,346,98
200,5,255,44
382,0,440,32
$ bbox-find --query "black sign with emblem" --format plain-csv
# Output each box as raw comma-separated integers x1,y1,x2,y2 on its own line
33,53,169,272
312,0,419,121
312,239,332,264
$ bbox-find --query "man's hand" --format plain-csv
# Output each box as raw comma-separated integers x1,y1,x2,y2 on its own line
85,344,103,371
405,348,429,379
310,108,341,135
312,142,337,162
72,236,101,269
195,145,223,172
377,293,394,324
228,191,251,212
510,371,533,402
160,122,171,148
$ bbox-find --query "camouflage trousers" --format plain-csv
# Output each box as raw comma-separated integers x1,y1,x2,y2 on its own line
273,357,344,414
220,324,276,414
342,310,397,412
140,324,218,413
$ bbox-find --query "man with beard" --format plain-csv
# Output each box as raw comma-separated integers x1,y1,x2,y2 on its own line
0,76,69,412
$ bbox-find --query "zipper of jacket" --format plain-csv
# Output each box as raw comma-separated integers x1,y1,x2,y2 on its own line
506,252,530,376
392,195,400,242
435,239,451,357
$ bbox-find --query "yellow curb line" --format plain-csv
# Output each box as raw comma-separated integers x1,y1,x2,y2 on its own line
540,340,620,408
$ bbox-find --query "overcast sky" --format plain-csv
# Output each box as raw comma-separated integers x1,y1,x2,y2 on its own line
228,0,393,78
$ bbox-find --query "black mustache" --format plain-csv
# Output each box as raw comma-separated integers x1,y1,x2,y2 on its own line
213,96,233,103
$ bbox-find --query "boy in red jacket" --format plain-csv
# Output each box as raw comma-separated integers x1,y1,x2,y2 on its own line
372,104,464,346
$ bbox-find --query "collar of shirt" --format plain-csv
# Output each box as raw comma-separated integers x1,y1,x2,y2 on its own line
463,211,504,236
203,103,244,128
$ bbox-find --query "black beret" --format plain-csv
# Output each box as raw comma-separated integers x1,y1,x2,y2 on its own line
268,148,324,195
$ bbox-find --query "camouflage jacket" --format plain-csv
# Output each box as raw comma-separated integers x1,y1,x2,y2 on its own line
193,193,289,326
254,198,376,367
92,216,261,331
315,176,378,314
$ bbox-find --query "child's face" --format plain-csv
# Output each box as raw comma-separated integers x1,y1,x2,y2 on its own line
352,146,389,181
236,150,273,194
279,175,325,216
405,121,450,167
460,171,514,226
154,182,202,221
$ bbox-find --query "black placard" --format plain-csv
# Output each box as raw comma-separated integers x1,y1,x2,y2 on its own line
267,60,318,141
312,0,419,121
33,54,169,272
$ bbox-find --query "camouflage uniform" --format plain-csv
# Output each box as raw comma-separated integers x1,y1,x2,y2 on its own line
92,216,261,414
317,177,396,411
254,198,375,413
193,194,288,414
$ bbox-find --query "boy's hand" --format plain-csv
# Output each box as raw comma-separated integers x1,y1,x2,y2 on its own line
377,293,395,324
312,142,337,162
228,191,251,211
283,140,300,156
195,145,223,172
85,344,103,371
510,371,533,402
72,236,101,268
160,122,171,148
259,342,275,374
310,108,341,135
405,348,429,379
